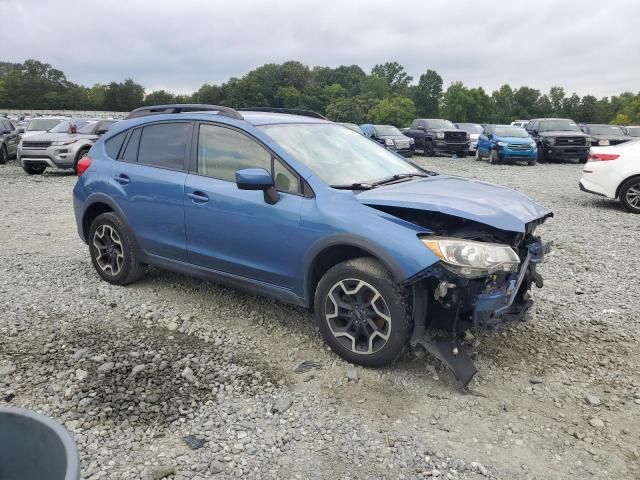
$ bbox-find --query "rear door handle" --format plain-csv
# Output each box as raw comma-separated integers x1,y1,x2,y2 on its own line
114,174,130,185
187,191,209,203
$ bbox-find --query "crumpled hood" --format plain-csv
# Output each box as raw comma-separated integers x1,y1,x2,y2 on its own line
357,175,552,232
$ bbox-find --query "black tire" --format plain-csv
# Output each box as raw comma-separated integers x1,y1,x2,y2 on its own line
0,145,7,165
618,177,640,214
22,163,46,175
457,151,467,158
475,148,483,161
313,257,412,368
528,160,537,166
88,212,145,285
426,141,436,157
73,148,90,173
536,144,545,163
489,149,499,165
579,155,589,164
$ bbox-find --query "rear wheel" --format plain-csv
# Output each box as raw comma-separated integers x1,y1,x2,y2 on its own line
88,212,145,285
314,258,412,367
0,145,7,165
475,148,483,161
619,177,640,214
22,163,46,175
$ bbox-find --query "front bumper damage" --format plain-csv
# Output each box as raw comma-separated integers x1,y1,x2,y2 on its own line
406,238,552,386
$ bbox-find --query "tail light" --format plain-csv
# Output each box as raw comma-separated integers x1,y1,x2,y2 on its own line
589,153,619,161
76,156,92,176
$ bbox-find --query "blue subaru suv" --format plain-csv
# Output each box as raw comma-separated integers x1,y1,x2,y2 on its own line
73,104,552,384
476,125,537,165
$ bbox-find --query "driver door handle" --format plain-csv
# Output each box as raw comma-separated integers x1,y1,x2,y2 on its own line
187,191,209,203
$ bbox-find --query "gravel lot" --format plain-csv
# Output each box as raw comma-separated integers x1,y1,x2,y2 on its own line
1,156,638,480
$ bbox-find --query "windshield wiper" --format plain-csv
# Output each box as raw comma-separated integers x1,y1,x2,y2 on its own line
371,172,431,186
330,182,374,190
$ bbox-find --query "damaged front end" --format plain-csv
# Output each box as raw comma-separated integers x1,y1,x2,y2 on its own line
379,206,553,386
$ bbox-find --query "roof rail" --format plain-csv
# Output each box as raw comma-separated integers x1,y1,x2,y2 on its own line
238,107,328,120
126,104,244,120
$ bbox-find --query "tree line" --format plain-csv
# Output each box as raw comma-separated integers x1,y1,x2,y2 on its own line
1,59,639,126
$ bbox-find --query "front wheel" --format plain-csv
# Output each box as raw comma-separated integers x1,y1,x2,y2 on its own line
457,151,467,158
88,212,145,285
536,145,545,163
314,258,412,367
0,146,7,165
22,163,46,175
489,149,499,165
619,177,640,213
475,148,483,161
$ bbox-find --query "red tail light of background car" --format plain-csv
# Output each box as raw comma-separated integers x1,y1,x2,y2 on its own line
589,153,620,162
76,156,92,176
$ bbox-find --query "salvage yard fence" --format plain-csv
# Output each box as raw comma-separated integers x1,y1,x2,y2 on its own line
1,109,129,119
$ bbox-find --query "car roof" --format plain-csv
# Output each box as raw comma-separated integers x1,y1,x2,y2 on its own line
239,111,329,126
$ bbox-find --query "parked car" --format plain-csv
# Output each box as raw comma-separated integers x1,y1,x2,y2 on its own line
18,118,117,175
580,140,640,213
338,123,363,134
73,104,552,384
476,125,537,165
0,117,19,164
579,124,631,147
360,124,414,157
526,118,590,163
510,120,529,128
455,123,483,153
623,125,640,137
19,116,68,139
403,119,469,157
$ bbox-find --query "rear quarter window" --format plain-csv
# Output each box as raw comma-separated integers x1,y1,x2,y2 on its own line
104,131,127,159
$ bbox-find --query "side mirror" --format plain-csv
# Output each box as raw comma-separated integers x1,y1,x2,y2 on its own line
532,129,538,136
235,168,279,205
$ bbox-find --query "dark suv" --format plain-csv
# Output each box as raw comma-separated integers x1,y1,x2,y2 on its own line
360,124,414,157
579,124,631,147
526,118,590,163
0,117,19,164
402,119,469,157
72,104,552,385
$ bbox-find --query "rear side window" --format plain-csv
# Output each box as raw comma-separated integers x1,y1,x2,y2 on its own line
138,123,190,170
122,128,141,162
105,132,127,159
197,124,271,181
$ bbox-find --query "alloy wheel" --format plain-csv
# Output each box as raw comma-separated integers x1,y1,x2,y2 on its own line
625,182,640,209
92,224,124,276
324,279,392,355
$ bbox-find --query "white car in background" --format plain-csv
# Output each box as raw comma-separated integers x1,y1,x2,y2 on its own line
510,120,529,128
455,123,483,152
19,117,68,139
580,140,640,213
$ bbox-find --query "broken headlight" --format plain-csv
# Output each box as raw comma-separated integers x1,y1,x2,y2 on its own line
421,236,520,278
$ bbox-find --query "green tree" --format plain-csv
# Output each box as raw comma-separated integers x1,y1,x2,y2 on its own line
144,90,176,105
359,76,390,99
491,85,515,123
441,82,474,121
193,83,224,104
512,86,541,119
326,96,378,124
371,62,413,92
549,86,565,115
413,70,442,117
103,79,145,111
367,95,416,127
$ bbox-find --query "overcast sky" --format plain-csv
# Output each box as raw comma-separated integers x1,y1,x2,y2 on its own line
2,0,638,97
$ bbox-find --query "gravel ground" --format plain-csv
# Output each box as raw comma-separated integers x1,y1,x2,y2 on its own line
1,156,638,480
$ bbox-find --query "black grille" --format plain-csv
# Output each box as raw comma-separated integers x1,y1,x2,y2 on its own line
507,143,532,151
556,136,586,147
22,141,51,148
445,131,467,142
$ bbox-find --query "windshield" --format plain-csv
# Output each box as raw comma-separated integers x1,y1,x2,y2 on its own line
49,119,92,134
340,123,362,134
27,119,64,131
456,124,483,134
427,119,455,129
77,121,99,134
539,120,580,132
374,125,402,136
260,123,420,186
627,127,640,137
495,127,530,138
588,125,625,136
